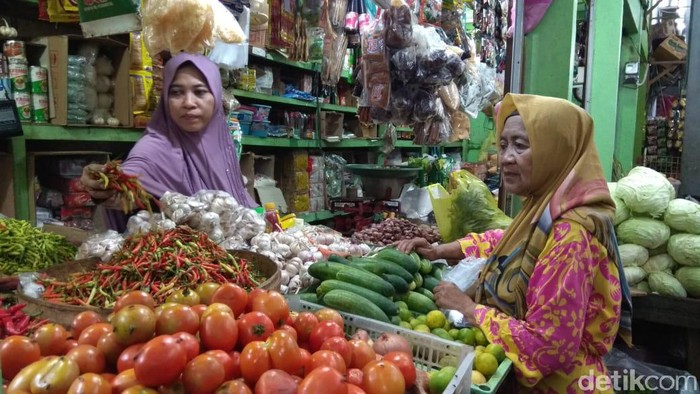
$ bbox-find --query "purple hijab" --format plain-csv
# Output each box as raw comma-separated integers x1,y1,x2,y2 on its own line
105,53,256,231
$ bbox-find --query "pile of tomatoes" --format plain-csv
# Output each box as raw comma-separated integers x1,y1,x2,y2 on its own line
1,284,419,394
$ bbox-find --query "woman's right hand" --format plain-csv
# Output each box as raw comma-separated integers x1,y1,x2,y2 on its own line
393,238,439,261
80,164,117,200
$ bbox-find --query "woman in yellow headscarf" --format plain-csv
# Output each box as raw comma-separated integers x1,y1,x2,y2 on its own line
428,93,633,393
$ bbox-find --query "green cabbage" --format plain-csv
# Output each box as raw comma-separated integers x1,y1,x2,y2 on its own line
648,271,687,298
616,167,675,217
608,182,630,225
664,199,700,234
623,266,647,285
675,267,700,298
636,281,651,293
667,234,700,267
642,254,676,273
618,244,648,267
617,218,670,249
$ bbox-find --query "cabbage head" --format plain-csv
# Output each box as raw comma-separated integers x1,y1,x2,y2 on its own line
642,254,676,273
675,267,700,297
667,234,700,267
617,218,670,249
608,183,631,225
623,266,647,286
636,281,651,292
618,244,648,267
616,167,675,217
664,199,700,234
648,271,687,297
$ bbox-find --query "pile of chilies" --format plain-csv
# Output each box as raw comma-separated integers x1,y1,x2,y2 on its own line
89,160,157,214
41,226,261,308
0,297,47,338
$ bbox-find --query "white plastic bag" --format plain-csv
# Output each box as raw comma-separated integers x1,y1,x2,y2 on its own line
208,7,250,70
442,256,487,297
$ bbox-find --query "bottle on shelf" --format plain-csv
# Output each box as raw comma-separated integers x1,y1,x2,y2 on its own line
264,202,283,233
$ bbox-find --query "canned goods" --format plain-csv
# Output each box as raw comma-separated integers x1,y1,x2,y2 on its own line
30,66,48,94
14,92,31,121
9,62,28,93
32,93,48,122
0,77,11,100
3,40,25,59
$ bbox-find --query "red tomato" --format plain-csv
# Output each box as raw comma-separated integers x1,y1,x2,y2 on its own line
0,335,41,380
267,330,302,375
347,368,364,386
112,304,156,346
283,315,294,327
64,339,79,353
96,332,126,368
154,303,180,320
156,304,200,335
78,323,113,347
166,288,201,306
157,382,187,394
216,379,253,394
308,321,344,352
66,344,107,374
194,282,221,305
251,291,289,327
172,332,200,361
228,351,242,379
191,304,208,319
382,352,416,388
203,303,235,319
276,325,298,342
362,360,405,394
296,366,347,393
117,343,144,373
239,341,271,385
67,372,111,394
114,291,156,312
33,323,69,356
321,336,352,367
204,350,236,380
121,385,159,394
200,311,239,351
71,311,105,339
100,373,116,384
254,369,298,394
291,312,318,343
111,368,139,393
314,308,344,327
237,312,274,348
211,283,248,317
245,289,268,313
309,349,346,373
296,348,313,377
348,383,367,394
349,339,376,370
182,354,226,394
134,335,188,387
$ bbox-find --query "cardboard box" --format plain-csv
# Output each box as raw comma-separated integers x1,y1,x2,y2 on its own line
47,35,132,127
653,35,687,62
320,111,344,138
240,152,256,202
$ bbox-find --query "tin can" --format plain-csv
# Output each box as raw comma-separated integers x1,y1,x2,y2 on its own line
3,40,25,59
0,77,12,100
14,92,31,121
32,93,48,122
30,66,48,94
9,61,28,93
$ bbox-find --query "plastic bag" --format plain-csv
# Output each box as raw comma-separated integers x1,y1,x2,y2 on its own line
439,82,460,113
208,6,250,70
443,256,487,296
362,14,391,110
604,348,700,394
413,89,439,121
429,170,512,242
386,0,413,49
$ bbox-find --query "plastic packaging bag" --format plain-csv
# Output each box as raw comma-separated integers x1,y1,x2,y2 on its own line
208,6,250,70
443,256,487,297
604,348,700,394
362,13,391,110
386,0,413,49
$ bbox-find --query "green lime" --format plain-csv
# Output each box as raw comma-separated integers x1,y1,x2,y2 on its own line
486,344,506,363
410,318,422,328
474,353,498,377
448,329,460,340
428,366,457,394
458,328,475,345
399,308,413,322
399,321,413,330
443,319,452,331
426,310,447,330
431,328,453,341
391,315,402,325
414,324,431,333
395,301,409,310
473,328,488,346
416,315,427,324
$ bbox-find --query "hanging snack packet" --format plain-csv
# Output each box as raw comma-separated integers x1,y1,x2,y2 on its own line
419,0,442,26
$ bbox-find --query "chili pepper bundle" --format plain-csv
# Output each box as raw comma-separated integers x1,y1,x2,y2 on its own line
41,226,263,308
0,218,77,275
0,297,48,338
89,160,157,214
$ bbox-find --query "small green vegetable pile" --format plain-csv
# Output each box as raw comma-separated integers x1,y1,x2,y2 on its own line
0,218,77,276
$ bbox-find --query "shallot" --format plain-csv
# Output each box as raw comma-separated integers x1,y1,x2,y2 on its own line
373,333,412,356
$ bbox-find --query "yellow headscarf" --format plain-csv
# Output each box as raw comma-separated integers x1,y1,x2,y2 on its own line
475,93,632,344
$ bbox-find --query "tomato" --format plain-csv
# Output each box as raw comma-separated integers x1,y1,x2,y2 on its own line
309,350,346,373
64,339,79,353
7,356,58,392
211,284,248,317
166,288,200,306
191,304,208,319
0,335,41,380
348,383,367,394
237,312,274,348
134,335,187,387
117,343,145,373
308,321,344,352
78,323,113,347
321,336,352,367
228,351,242,379
200,350,235,381
251,291,289,327
314,308,343,327
114,291,156,312
156,304,200,335
182,353,226,394
112,368,139,393
121,385,159,394
296,348,313,377
291,312,318,343
239,341,271,385
71,311,105,339
245,289,268,313
348,339,376,370
96,332,126,368
201,311,238,351
347,368,363,386
112,304,156,346
203,303,234,319
361,360,405,394
154,303,180,320
296,366,347,393
276,325,298,342
173,332,200,361
33,323,69,356
195,282,221,305
29,356,80,394
66,344,107,374
267,330,302,375
254,369,298,394
382,352,416,388
157,381,186,394
67,372,111,394
216,379,253,394
100,373,116,384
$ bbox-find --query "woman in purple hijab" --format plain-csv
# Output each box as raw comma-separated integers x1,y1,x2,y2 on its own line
80,53,257,231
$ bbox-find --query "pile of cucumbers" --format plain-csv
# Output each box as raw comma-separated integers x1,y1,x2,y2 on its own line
300,248,444,324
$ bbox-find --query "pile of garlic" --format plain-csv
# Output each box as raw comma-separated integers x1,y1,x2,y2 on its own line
75,230,125,262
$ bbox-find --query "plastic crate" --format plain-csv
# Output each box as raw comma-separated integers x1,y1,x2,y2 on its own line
470,358,513,394
286,296,474,394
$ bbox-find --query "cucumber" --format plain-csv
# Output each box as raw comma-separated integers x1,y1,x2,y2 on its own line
299,281,321,294
416,287,434,301
419,259,433,275
381,274,409,294
317,280,398,316
398,291,438,314
431,265,444,280
308,261,348,281
410,252,422,265
423,276,440,292
413,272,423,288
375,248,420,274
297,293,321,304
336,266,395,297
322,289,391,323
352,257,414,283
408,281,417,291
328,254,352,265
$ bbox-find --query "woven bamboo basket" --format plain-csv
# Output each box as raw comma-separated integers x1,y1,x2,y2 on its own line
16,249,281,327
